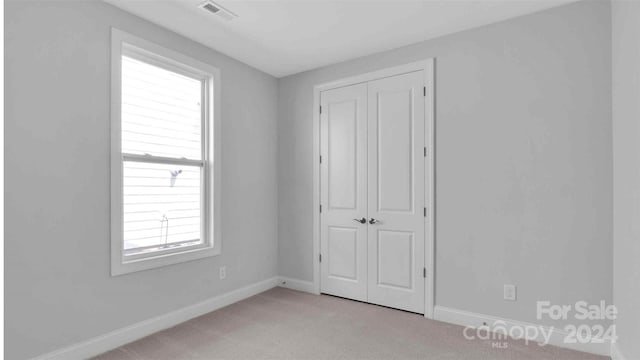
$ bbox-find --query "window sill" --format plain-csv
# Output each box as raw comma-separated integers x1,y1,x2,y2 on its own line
111,245,220,276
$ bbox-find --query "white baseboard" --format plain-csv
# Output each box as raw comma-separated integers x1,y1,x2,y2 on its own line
32,277,280,360
278,276,318,294
611,343,626,360
433,306,610,357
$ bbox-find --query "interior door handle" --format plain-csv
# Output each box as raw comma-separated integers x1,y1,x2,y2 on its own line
353,217,367,224
369,218,379,224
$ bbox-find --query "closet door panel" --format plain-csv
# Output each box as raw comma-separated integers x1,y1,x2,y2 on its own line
367,71,425,314
320,83,368,301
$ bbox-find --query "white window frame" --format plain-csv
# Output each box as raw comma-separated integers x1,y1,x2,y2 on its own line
110,28,222,276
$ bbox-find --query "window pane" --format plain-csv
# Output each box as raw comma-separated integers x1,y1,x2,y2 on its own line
123,161,202,254
121,55,202,160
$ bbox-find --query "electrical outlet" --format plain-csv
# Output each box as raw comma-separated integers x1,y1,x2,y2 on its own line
504,284,516,301
219,266,226,280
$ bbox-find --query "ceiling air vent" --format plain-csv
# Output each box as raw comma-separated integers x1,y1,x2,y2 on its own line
199,1,238,21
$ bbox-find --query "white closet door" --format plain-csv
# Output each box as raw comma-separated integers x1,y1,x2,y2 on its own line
320,83,369,301
366,71,425,313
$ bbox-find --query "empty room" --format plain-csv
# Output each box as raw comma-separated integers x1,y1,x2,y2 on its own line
4,0,640,359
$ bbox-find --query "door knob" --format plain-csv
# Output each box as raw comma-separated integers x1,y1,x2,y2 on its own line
369,218,379,224
353,217,367,224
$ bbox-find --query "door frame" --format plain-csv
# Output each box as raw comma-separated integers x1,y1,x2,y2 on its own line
312,59,435,318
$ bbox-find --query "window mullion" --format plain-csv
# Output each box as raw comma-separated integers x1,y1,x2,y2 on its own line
122,153,204,167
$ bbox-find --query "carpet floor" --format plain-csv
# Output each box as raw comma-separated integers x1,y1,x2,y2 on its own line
94,287,607,360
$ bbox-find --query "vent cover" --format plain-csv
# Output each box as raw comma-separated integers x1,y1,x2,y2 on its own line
199,1,238,21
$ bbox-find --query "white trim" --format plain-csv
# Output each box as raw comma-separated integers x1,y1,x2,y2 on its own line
311,59,436,314
433,306,611,357
122,42,212,82
423,60,435,319
315,61,432,91
312,86,321,296
611,343,627,360
278,277,317,294
31,277,279,360
110,28,223,276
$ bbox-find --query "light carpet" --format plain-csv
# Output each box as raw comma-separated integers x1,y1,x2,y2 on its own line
94,287,607,360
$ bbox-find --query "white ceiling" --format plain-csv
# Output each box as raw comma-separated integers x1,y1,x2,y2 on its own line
104,0,579,77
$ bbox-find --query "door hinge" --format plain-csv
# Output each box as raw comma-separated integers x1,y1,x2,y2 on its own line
319,106,322,114
424,147,427,157
320,204,322,213
320,155,322,164
423,267,427,278
423,86,426,97
424,207,427,217
319,254,322,263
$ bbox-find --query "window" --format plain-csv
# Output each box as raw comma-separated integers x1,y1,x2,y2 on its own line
111,29,221,275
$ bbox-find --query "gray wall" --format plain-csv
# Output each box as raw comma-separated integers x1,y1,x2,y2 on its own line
5,0,619,358
278,0,612,327
4,1,278,359
612,1,640,358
